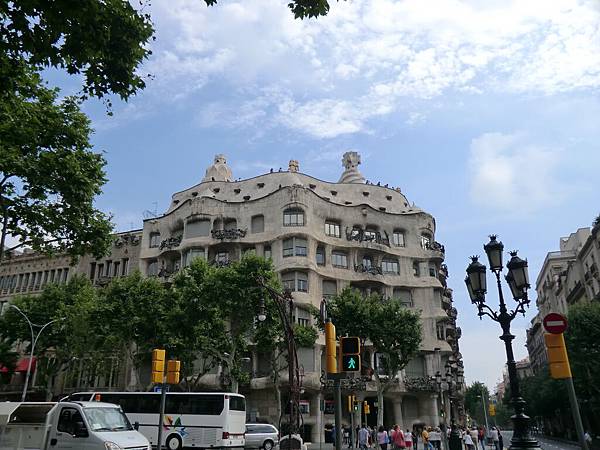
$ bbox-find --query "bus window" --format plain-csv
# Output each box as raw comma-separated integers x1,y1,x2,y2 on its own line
190,394,224,415
167,395,192,415
229,396,245,412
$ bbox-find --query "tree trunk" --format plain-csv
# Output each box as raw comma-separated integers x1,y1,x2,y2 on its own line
275,383,283,425
377,384,385,427
0,206,8,266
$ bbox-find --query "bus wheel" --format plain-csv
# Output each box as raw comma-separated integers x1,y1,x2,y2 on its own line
166,434,183,450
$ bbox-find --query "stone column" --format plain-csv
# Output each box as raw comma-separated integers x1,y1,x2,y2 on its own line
428,394,439,427
392,397,404,430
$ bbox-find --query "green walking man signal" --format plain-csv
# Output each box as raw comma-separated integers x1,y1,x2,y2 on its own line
340,337,361,372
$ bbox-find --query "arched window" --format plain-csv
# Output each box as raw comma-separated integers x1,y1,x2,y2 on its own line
316,246,325,265
282,271,309,292
186,219,210,238
184,248,205,267
332,251,348,268
147,260,159,276
392,229,405,247
322,279,337,299
283,208,304,227
282,237,307,257
420,233,432,249
325,220,341,237
382,258,399,274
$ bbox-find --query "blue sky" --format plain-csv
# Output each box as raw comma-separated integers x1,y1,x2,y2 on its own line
51,0,600,390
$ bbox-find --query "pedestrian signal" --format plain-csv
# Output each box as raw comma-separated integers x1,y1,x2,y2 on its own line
341,337,361,372
342,355,361,372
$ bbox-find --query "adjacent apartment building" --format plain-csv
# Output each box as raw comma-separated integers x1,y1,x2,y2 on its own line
0,152,463,439
526,225,600,374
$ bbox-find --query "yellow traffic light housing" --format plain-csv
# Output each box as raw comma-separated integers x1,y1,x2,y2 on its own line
166,359,181,385
544,333,572,379
151,349,165,384
325,322,338,374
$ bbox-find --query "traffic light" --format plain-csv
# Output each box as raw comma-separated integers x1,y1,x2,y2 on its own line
488,404,496,416
363,401,370,415
340,337,361,372
166,359,181,385
325,321,338,374
544,333,572,379
151,349,165,384
348,395,358,412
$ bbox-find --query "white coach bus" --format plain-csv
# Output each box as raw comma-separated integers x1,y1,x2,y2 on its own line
66,391,246,450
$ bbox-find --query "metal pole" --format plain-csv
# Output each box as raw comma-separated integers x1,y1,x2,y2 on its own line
335,379,343,450
350,398,355,448
480,395,489,444
157,383,167,450
565,377,589,450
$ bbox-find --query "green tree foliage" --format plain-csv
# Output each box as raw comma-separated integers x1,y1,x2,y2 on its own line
0,0,154,101
464,382,490,426
0,59,113,264
203,0,345,19
0,276,98,398
324,287,422,425
566,302,600,417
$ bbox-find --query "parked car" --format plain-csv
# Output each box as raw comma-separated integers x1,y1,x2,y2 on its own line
245,423,279,450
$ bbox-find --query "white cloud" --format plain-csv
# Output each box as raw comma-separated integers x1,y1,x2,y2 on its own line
130,0,600,138
468,132,566,212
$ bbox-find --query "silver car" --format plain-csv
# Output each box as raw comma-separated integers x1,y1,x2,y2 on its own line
245,423,279,450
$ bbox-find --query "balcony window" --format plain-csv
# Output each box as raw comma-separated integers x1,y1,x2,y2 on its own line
364,227,377,241
282,271,309,293
147,260,159,276
282,237,307,257
149,232,161,248
393,288,412,307
184,248,205,266
186,219,210,238
413,261,420,277
283,208,304,227
362,256,373,269
251,215,265,233
382,259,399,274
224,219,237,230
436,323,446,341
216,251,229,263
392,230,405,247
404,356,425,378
332,251,348,268
325,221,341,238
420,233,431,249
316,246,325,266
429,263,437,277
323,280,337,299
264,246,272,260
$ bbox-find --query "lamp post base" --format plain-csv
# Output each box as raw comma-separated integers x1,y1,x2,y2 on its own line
448,425,462,450
509,413,542,450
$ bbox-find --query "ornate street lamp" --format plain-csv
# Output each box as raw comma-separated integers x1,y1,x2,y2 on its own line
464,236,541,450
255,277,302,450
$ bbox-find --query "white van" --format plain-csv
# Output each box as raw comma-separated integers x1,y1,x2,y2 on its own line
0,401,150,450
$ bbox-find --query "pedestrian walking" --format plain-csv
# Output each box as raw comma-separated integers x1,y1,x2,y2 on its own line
496,428,503,450
478,428,485,450
464,430,475,450
429,428,441,450
404,429,413,450
378,426,389,450
359,425,370,450
422,427,433,450
490,428,499,450
469,428,479,450
392,425,405,450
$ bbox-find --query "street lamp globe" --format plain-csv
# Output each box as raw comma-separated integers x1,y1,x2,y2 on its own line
465,277,479,304
484,235,504,271
258,313,267,322
505,272,522,300
507,251,530,290
466,256,487,297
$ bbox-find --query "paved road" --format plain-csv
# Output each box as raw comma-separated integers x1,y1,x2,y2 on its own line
502,431,581,450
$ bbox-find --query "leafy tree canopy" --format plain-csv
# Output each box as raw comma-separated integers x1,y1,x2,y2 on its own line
464,381,489,426
0,59,113,263
0,0,154,101
203,0,344,19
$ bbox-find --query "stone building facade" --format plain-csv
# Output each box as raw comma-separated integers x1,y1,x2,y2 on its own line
0,152,463,439
526,225,600,374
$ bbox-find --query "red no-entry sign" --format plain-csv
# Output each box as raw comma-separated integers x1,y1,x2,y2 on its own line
543,312,568,334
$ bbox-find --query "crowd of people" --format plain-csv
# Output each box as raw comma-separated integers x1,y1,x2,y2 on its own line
336,424,505,450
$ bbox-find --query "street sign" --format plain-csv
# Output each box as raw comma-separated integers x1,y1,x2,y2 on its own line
543,312,568,334
342,355,361,372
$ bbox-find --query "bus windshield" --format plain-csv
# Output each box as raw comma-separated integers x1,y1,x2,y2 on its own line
83,407,133,432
